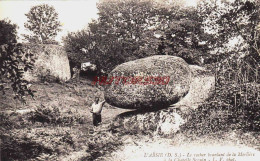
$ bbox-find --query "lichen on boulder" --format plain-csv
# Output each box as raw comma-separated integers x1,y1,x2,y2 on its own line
104,55,192,110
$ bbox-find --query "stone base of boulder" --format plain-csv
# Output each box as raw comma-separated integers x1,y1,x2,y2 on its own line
113,108,185,136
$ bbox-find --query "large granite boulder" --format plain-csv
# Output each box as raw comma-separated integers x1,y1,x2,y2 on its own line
111,65,215,136
23,44,71,82
104,55,192,109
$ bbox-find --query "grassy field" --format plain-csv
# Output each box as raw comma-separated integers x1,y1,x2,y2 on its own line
0,78,132,160
0,77,259,161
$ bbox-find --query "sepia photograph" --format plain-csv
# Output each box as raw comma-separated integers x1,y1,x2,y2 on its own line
0,0,259,160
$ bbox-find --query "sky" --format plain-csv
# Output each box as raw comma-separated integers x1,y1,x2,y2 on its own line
0,0,198,43
0,0,99,42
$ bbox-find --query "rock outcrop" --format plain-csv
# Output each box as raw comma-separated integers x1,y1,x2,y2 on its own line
104,55,192,109
23,44,71,82
111,64,215,136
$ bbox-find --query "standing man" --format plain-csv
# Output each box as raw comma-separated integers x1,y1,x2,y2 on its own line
91,97,106,126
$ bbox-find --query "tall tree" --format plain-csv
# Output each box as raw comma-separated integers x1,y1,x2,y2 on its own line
0,19,17,45
64,0,159,72
198,0,260,83
0,20,34,101
24,4,61,44
198,0,260,59
146,5,213,64
64,0,212,72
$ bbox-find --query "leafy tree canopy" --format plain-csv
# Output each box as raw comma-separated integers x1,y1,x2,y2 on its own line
24,4,61,44
64,0,259,74
0,19,17,45
0,20,34,102
64,0,211,72
198,0,260,58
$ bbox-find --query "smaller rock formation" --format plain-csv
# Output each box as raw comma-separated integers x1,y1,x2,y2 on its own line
23,44,71,82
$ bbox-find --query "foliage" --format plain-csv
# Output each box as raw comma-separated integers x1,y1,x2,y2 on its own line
0,112,33,131
63,29,91,54
63,0,156,72
29,105,86,125
181,80,259,137
181,50,260,137
0,104,87,160
0,108,120,161
24,4,61,44
63,0,211,73
1,131,53,161
1,127,76,161
0,43,35,101
0,19,17,45
198,0,260,62
179,0,259,136
145,4,212,64
0,20,35,102
0,105,86,132
67,51,88,70
82,124,124,161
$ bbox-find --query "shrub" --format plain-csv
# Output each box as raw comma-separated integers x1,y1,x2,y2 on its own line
181,53,260,136
0,112,33,130
1,127,77,161
29,105,86,125
81,125,123,161
1,133,53,161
